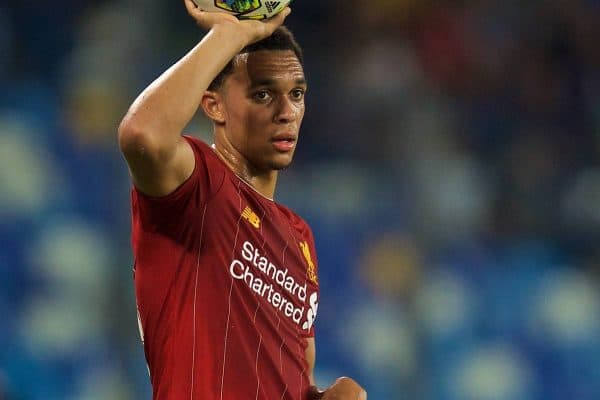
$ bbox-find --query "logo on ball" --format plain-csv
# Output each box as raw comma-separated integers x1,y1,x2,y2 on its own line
215,0,262,13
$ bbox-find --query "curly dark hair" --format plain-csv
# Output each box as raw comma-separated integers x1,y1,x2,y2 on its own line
208,25,304,91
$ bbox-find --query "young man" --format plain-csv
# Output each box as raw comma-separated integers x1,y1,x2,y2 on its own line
118,1,366,399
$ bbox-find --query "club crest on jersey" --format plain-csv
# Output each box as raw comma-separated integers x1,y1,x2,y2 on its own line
299,241,318,284
241,206,261,229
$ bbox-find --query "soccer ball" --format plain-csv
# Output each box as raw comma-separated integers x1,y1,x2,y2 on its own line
192,0,290,20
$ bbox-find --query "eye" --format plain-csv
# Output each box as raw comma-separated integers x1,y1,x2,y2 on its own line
291,88,305,100
253,90,271,102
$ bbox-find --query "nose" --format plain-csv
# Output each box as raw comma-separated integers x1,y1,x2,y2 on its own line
274,95,300,124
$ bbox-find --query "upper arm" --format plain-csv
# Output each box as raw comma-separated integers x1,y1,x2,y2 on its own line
306,337,316,386
118,126,195,197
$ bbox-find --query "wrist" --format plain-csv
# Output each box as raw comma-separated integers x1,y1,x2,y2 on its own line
209,23,253,49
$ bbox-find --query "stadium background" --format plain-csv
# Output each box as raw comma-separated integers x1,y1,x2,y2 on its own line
1,0,600,398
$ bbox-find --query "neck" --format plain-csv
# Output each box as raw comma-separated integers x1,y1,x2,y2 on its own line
212,139,278,200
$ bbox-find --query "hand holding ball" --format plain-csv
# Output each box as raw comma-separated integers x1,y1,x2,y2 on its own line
192,0,291,20
184,0,291,43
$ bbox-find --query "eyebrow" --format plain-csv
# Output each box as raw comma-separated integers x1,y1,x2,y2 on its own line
249,78,307,88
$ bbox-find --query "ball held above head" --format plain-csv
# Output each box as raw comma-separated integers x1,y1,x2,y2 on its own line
192,0,291,20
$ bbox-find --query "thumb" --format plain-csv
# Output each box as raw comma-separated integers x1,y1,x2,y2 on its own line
266,6,291,27
280,6,292,18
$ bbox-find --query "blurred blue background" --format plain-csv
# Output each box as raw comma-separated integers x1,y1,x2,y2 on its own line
1,0,600,398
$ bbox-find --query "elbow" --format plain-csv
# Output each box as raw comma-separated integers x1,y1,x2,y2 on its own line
118,114,154,157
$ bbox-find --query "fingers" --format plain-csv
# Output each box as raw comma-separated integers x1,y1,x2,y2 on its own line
327,377,367,400
260,7,291,36
184,0,198,15
184,0,208,25
267,6,291,27
280,6,292,19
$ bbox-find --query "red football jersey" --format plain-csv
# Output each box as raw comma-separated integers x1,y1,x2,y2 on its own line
131,136,320,400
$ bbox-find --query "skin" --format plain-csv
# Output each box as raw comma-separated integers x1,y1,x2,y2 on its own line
202,49,307,198
118,3,291,197
118,1,366,398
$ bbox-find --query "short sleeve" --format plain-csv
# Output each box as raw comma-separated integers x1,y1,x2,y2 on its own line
131,135,224,237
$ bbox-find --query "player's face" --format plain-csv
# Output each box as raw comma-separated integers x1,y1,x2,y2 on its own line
220,50,306,172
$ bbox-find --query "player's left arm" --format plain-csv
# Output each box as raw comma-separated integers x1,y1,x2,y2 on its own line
306,337,317,386
305,337,321,399
305,338,367,400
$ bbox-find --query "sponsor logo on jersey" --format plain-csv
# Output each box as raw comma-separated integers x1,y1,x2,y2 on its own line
241,206,261,229
229,240,319,331
299,241,318,284
302,292,318,331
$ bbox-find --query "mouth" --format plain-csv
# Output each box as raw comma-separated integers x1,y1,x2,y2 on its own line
271,133,297,152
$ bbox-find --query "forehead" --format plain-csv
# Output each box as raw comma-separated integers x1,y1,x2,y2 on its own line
229,50,305,88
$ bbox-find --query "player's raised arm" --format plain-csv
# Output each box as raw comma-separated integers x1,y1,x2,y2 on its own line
118,0,290,196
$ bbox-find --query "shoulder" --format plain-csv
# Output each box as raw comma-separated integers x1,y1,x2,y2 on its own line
276,203,314,237
132,135,226,207
182,135,214,157
183,134,229,175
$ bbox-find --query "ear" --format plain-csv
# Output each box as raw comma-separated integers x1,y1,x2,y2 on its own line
201,91,226,124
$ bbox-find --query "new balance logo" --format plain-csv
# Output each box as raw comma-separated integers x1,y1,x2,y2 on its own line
241,206,261,229
265,1,281,13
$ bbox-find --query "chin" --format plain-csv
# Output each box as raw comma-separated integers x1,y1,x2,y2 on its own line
269,157,294,171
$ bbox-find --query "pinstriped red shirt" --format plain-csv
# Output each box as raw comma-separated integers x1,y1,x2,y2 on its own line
131,136,320,400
